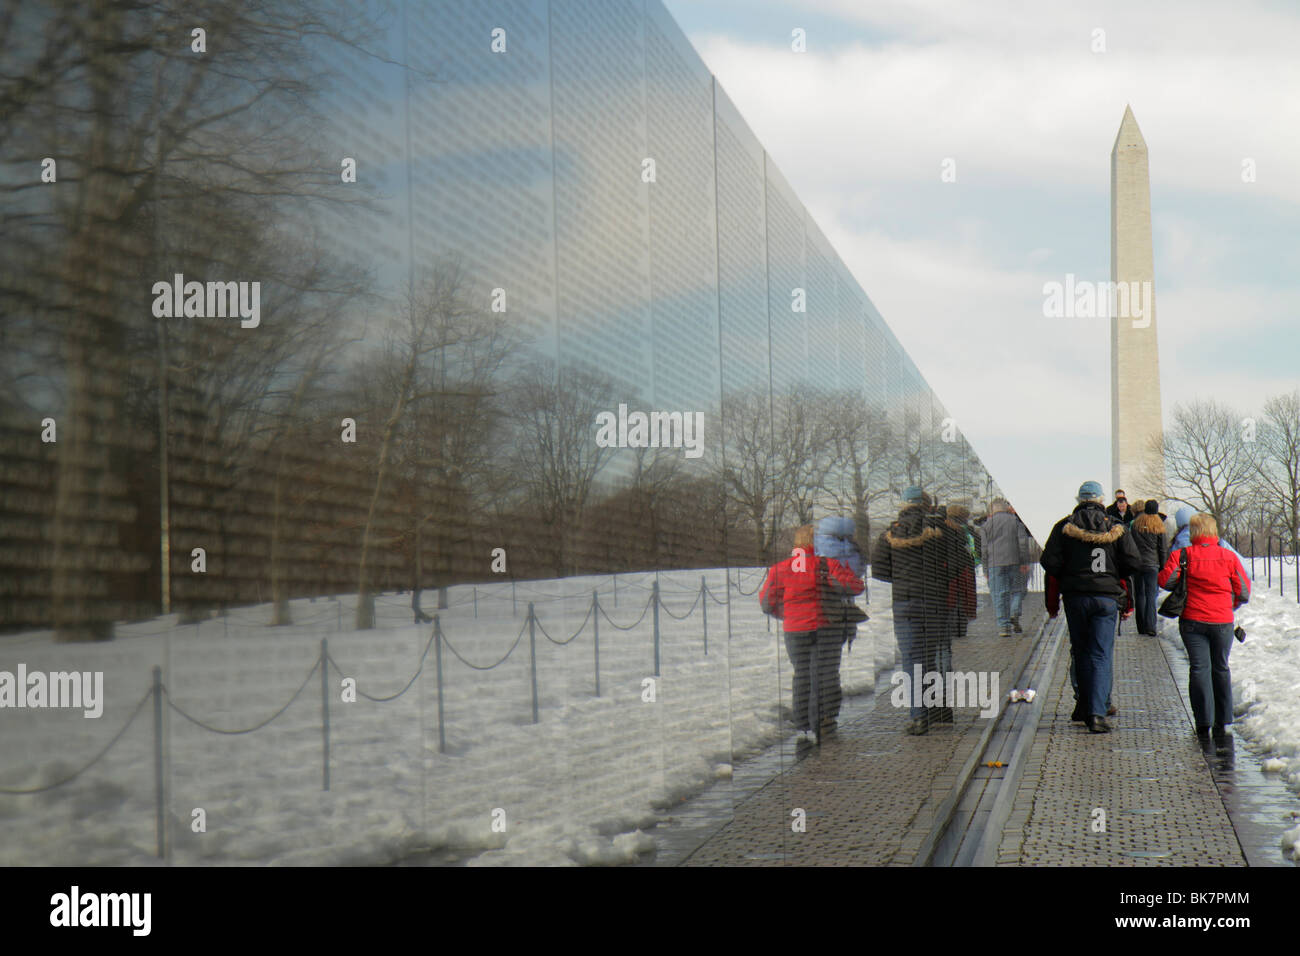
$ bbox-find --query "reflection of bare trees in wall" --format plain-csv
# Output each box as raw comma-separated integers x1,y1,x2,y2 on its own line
503,363,616,578
0,1,388,639
819,396,895,541
717,386,780,564
354,260,508,630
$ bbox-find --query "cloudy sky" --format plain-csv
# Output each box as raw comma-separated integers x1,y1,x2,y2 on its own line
663,0,1300,541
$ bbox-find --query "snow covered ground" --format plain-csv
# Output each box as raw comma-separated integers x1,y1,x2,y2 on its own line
1216,558,1300,858
2,554,1293,866
0,568,905,867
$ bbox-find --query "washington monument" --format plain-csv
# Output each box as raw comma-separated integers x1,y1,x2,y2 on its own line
1111,105,1165,498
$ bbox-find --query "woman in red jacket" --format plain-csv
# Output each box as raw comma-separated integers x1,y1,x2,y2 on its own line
760,525,865,744
1157,513,1250,744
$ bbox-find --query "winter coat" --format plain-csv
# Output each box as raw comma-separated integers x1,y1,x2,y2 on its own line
1040,500,1142,613
1105,502,1135,526
981,510,1034,568
814,516,865,577
946,517,979,619
760,547,864,633
1158,536,1250,625
1130,515,1169,571
871,505,950,609
1170,507,1249,574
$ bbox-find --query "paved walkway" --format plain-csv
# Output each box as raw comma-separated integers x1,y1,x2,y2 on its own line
680,604,1044,865
676,601,1298,867
997,618,1285,866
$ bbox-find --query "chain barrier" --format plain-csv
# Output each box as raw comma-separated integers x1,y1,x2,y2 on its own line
657,585,704,621
0,568,750,803
438,617,528,671
596,590,656,631
164,656,322,735
0,685,154,795
704,581,730,606
325,623,439,703
534,600,594,646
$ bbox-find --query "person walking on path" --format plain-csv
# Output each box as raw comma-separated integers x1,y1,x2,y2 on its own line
1041,481,1142,734
945,504,979,639
982,499,1035,637
872,487,950,735
1130,499,1169,636
813,515,867,734
760,525,864,744
1158,513,1250,746
1106,490,1133,526
1170,506,1249,573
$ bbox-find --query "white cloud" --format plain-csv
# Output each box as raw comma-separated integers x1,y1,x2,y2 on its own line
678,0,1300,540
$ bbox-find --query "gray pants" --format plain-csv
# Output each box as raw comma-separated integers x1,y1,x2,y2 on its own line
784,628,844,732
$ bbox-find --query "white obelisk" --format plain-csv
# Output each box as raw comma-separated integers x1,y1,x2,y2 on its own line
1111,105,1164,499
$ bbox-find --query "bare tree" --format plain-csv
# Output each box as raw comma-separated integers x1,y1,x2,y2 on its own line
1147,399,1259,537
1256,391,1300,552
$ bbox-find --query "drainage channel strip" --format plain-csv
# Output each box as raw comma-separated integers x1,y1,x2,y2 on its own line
926,614,1066,867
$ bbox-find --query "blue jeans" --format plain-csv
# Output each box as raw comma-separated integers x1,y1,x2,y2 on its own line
893,599,950,719
989,565,1023,629
1178,618,1234,729
1133,569,1159,634
1063,594,1117,718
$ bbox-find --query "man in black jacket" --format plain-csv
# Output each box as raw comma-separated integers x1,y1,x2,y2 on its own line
872,487,951,735
1105,490,1133,526
1040,481,1142,733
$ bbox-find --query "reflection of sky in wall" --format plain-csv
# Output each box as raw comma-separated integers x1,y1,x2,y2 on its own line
300,0,991,499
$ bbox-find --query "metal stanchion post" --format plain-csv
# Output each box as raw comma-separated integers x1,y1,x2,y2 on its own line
652,582,661,676
152,666,165,859
320,638,330,791
528,603,539,723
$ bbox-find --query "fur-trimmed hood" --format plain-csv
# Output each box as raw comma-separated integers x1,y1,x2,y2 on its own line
885,525,943,549
1062,521,1125,544
1061,500,1123,543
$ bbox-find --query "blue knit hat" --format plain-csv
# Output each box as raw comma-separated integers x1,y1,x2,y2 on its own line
1077,480,1104,502
902,486,925,504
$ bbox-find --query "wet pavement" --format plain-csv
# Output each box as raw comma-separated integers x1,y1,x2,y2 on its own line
650,605,1045,866
654,607,1300,867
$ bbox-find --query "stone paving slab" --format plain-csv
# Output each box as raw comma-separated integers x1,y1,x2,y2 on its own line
997,620,1245,867
681,604,1044,866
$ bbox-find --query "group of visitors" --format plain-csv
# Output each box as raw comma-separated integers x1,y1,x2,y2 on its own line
759,479,1253,750
758,487,985,742
870,487,983,735
1042,482,1250,743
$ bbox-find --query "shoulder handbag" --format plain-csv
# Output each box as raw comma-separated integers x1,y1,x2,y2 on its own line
818,557,868,625
1157,548,1189,619
759,566,784,620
